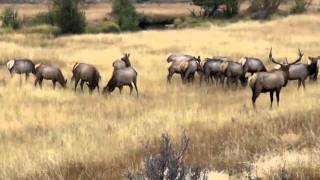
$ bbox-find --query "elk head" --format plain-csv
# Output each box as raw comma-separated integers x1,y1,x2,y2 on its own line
121,53,131,67
308,56,320,65
269,48,303,72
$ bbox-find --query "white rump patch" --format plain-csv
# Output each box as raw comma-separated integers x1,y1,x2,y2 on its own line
73,62,80,70
6,60,15,70
167,61,173,68
35,63,42,68
238,57,247,66
274,64,281,70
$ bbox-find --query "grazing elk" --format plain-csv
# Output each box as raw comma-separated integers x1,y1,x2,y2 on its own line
249,48,303,108
220,61,247,87
200,57,225,85
166,53,196,63
34,64,67,89
103,55,138,96
238,57,267,75
71,62,101,94
167,56,201,84
285,56,319,89
6,59,35,80
113,53,131,70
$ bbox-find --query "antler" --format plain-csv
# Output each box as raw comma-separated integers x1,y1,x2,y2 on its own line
289,49,303,65
269,47,282,65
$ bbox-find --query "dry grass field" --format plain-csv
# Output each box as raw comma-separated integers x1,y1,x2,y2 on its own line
0,12,320,179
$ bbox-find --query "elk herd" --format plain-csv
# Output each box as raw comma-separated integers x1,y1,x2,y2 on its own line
5,48,320,109
166,49,319,108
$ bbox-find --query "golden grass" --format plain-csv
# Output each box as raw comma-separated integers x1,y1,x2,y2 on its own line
0,14,320,179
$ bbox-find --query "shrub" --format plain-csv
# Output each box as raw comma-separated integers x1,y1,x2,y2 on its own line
125,133,208,180
31,11,55,26
1,7,21,29
111,0,139,31
291,0,312,14
191,0,241,18
51,0,86,34
247,0,284,19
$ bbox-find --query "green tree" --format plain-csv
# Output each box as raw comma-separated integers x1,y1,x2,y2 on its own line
112,0,139,31
51,0,86,34
191,0,241,17
1,7,20,30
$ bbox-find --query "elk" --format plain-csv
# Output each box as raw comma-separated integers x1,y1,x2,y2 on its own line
103,55,138,96
6,59,35,80
113,53,131,70
167,56,201,84
200,57,225,85
220,61,247,87
34,64,67,89
71,62,101,94
238,57,267,75
249,48,303,108
286,56,319,89
308,56,320,81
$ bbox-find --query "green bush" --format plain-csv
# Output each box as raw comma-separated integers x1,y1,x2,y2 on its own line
51,0,86,34
31,11,55,25
290,0,311,14
111,0,139,31
1,7,21,29
192,0,240,18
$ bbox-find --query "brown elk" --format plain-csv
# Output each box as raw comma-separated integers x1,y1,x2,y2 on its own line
249,48,303,108
34,64,67,89
113,53,131,70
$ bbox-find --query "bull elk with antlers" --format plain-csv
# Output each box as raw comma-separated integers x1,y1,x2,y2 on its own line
249,48,303,108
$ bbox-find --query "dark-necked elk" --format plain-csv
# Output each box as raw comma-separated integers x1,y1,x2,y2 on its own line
113,53,131,70
103,54,138,96
200,57,225,85
220,61,247,87
34,64,67,89
308,56,320,81
285,56,319,89
238,57,267,75
249,48,303,108
167,54,201,84
6,59,35,80
71,62,101,94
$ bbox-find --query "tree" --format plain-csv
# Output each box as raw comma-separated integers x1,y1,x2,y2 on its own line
291,0,313,14
247,0,284,19
51,0,86,34
1,7,20,30
191,0,241,18
111,0,139,31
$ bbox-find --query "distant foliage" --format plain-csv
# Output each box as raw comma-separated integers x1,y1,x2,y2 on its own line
1,7,21,29
32,11,55,25
51,0,86,34
291,0,312,14
191,0,241,18
125,133,208,180
247,0,284,19
111,0,139,31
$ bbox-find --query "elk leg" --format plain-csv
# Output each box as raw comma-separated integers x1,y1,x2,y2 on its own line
129,84,133,95
167,69,174,84
133,79,139,97
302,80,306,89
276,89,281,107
80,80,85,92
118,86,123,94
39,78,43,89
97,84,100,94
252,90,260,109
298,80,301,89
25,73,29,81
269,91,274,108
34,77,39,87
74,78,80,92
52,80,56,89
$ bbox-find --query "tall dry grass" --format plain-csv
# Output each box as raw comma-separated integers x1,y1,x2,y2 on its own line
0,14,319,179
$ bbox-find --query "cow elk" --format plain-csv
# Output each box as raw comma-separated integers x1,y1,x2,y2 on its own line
71,62,101,94
220,61,247,87
6,59,35,80
103,54,138,96
249,48,303,109
238,57,267,75
34,64,67,89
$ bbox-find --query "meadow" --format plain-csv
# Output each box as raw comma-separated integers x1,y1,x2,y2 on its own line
0,9,320,179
